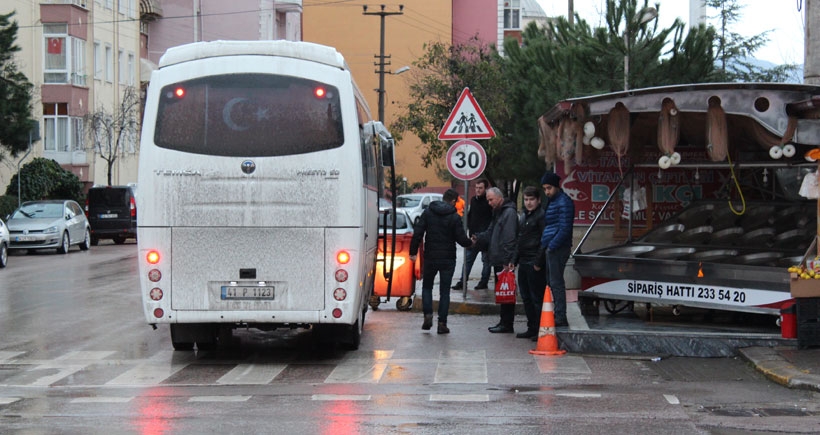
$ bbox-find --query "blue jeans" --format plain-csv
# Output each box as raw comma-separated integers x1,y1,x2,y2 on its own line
518,263,547,332
421,259,456,323
456,246,490,285
546,245,571,322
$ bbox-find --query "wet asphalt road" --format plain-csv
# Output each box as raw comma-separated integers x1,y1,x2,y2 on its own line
0,243,819,434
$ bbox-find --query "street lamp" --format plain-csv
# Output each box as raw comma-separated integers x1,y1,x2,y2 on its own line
402,177,407,194
623,6,657,91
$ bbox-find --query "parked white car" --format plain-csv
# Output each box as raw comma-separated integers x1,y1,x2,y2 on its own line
396,193,443,224
0,218,8,267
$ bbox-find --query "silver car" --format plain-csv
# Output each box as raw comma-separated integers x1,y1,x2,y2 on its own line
395,193,443,224
6,200,91,254
0,218,8,267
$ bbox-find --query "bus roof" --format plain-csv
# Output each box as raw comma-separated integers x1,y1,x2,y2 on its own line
158,40,348,71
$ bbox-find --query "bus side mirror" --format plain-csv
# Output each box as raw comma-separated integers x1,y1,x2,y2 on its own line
381,138,395,167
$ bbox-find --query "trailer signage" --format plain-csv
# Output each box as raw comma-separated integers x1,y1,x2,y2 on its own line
586,279,790,308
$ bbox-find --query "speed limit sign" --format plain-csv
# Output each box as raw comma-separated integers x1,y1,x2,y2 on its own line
446,140,487,181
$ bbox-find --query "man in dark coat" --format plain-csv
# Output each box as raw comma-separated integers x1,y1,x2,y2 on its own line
410,189,473,334
540,171,575,327
514,186,547,339
473,187,518,333
452,179,493,290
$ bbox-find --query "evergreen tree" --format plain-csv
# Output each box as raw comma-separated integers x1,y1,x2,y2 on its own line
0,11,36,160
705,0,798,82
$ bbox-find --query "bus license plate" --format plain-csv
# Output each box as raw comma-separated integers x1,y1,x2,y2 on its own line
221,286,275,300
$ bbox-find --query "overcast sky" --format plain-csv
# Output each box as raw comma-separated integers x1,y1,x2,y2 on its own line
535,0,805,65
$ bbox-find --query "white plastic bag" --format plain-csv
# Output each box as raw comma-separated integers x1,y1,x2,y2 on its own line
799,171,819,199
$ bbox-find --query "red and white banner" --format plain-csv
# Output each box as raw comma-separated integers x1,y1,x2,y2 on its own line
47,37,63,55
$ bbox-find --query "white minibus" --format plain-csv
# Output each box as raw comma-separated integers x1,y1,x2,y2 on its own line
137,40,394,350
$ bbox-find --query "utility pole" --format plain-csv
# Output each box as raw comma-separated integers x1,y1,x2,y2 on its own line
363,4,404,122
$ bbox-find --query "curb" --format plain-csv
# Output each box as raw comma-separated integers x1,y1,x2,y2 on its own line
737,346,820,393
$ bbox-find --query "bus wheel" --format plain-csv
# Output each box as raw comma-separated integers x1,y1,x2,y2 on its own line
343,313,363,350
396,296,413,311
170,324,195,351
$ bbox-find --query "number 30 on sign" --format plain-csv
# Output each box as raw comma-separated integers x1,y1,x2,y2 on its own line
446,140,487,181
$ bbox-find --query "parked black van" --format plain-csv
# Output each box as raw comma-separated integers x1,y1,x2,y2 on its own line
84,185,137,245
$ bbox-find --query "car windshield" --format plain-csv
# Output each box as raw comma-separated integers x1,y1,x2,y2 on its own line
396,196,421,208
379,211,408,228
13,203,63,219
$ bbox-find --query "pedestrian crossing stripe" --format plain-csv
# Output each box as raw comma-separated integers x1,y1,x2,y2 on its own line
438,88,496,140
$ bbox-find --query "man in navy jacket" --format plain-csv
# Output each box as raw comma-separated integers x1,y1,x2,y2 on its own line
540,172,575,327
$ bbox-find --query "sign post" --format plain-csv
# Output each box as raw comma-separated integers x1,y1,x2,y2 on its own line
440,88,495,299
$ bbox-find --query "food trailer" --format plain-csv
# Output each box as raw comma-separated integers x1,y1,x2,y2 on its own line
539,83,820,318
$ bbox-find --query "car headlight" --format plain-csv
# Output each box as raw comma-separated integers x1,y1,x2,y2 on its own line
44,226,59,234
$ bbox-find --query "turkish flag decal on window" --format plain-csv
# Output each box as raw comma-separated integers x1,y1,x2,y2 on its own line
47,38,63,55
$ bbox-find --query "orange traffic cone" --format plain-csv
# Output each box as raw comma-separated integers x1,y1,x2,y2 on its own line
529,285,567,356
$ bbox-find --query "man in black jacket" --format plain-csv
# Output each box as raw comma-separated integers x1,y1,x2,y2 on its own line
410,189,473,334
514,186,547,339
452,179,493,290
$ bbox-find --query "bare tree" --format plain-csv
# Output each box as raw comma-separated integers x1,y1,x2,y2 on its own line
85,86,140,185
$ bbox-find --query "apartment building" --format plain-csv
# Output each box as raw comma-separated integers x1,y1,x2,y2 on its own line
2,0,142,191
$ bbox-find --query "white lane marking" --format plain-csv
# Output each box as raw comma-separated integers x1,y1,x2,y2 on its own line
105,351,198,386
217,363,286,385
556,393,602,398
29,366,85,387
325,363,387,384
0,352,24,361
312,394,371,401
341,350,394,362
429,394,489,402
71,397,133,403
0,397,21,405
664,394,680,405
434,350,487,384
188,396,251,402
56,351,116,361
533,355,591,374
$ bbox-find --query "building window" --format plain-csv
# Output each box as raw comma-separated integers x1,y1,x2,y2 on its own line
105,43,113,82
127,52,135,85
44,24,67,83
504,0,521,30
105,0,112,10
94,41,102,80
43,24,86,86
71,38,86,86
118,49,125,84
43,103,84,152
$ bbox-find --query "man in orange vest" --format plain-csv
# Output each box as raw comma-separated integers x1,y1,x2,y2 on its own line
455,195,465,217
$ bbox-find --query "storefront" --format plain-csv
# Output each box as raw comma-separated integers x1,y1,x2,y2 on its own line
540,83,820,316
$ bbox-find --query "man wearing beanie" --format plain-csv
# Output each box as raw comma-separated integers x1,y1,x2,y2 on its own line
539,171,575,327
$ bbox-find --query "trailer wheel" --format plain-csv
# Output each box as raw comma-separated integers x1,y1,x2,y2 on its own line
396,296,413,311
604,299,632,314
369,295,381,311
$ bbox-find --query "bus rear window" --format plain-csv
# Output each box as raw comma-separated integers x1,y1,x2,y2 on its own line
154,74,344,157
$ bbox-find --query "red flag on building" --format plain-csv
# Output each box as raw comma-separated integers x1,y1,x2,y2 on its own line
47,38,62,54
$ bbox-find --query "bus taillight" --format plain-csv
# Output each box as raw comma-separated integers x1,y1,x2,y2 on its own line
149,287,164,301
153,308,164,318
332,308,342,318
148,269,162,282
314,87,326,98
174,87,185,98
335,269,348,282
336,250,350,264
147,250,160,264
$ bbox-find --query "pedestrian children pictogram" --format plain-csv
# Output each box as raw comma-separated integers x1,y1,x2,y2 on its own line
438,88,496,140
446,140,486,181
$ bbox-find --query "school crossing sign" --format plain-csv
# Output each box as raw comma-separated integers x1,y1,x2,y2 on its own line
438,88,495,140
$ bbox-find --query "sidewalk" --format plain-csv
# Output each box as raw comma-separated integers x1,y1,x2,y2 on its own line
402,248,820,393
